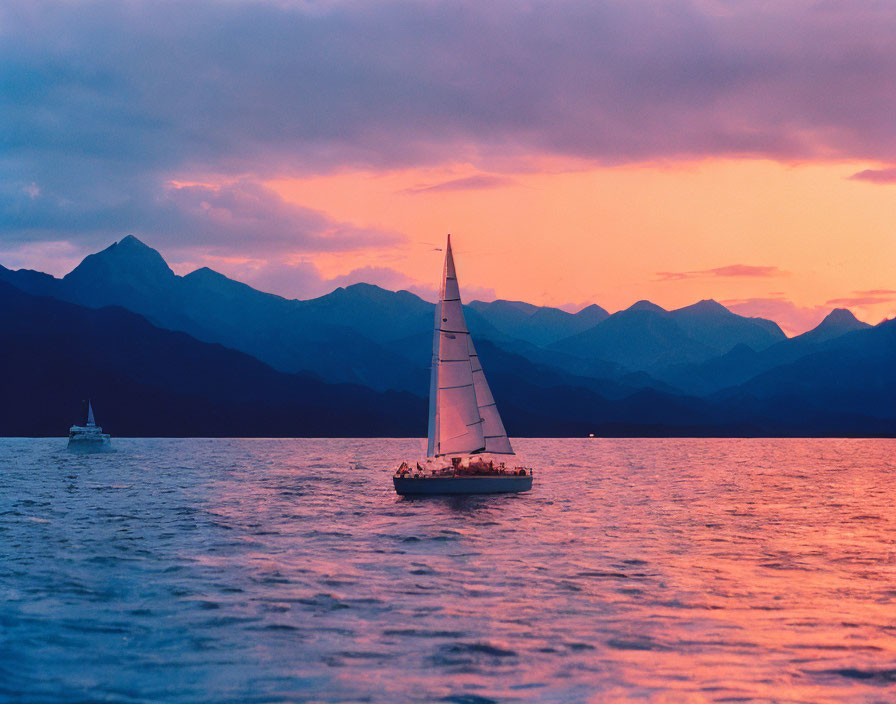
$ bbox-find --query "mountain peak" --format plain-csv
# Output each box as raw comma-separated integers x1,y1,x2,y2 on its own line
671,299,733,318
343,282,386,294
469,299,540,316
336,282,398,301
820,308,865,328
572,303,610,325
690,299,728,313
118,234,151,249
627,300,666,314
63,235,174,286
313,281,426,308
794,307,870,344
185,266,228,282
94,235,170,267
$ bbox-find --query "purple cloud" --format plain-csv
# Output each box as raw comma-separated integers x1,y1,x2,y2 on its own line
721,296,830,336
657,265,784,281
194,257,495,302
0,176,401,267
826,292,896,307
5,0,896,251
849,168,896,184
403,175,516,195
6,1,896,173
160,181,401,253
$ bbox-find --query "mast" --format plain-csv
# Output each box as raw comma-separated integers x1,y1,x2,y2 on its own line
427,235,486,457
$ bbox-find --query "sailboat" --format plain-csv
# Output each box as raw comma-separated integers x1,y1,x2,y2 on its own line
68,400,112,451
393,235,533,495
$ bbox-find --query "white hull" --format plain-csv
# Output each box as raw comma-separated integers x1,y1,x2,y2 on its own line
67,434,112,452
394,473,532,495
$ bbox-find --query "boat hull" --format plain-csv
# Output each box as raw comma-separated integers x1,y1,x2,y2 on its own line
393,474,533,496
67,436,112,453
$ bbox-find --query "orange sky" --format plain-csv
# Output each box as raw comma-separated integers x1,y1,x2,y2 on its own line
6,1,896,337
267,158,896,335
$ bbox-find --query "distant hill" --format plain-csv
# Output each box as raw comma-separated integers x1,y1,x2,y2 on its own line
0,237,664,395
0,281,726,437
2,236,890,437
791,308,870,345
0,282,424,437
467,299,610,346
714,320,896,435
656,309,876,396
550,299,786,372
1,237,427,393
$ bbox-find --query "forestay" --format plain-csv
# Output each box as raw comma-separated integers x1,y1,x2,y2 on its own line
426,236,514,457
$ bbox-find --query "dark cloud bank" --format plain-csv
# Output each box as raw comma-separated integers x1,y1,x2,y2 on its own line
3,0,896,255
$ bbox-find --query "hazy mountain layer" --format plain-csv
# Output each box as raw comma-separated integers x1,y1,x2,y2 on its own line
0,237,886,431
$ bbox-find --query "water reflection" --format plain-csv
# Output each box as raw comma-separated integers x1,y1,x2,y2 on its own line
0,438,894,702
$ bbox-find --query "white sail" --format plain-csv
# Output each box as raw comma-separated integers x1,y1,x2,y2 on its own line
468,336,514,454
87,400,95,427
427,236,486,457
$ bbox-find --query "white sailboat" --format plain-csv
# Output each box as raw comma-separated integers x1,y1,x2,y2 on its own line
68,400,112,451
393,235,533,495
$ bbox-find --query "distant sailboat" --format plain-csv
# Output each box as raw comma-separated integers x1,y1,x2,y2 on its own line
393,235,533,495
68,400,112,451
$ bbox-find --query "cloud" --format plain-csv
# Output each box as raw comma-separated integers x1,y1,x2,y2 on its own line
826,292,896,307
0,240,84,277
183,257,495,302
159,181,401,253
656,264,784,281
6,0,896,252
721,296,829,336
403,175,516,194
849,167,896,184
5,1,896,177
0,175,401,257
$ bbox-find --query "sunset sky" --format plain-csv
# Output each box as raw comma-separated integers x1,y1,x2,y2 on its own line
2,0,896,334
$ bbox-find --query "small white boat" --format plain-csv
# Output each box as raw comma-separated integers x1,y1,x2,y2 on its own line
394,235,533,496
68,400,112,452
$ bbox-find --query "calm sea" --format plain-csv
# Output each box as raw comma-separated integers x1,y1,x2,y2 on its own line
1,438,894,703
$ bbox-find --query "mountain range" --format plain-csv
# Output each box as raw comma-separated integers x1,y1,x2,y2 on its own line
1,235,893,437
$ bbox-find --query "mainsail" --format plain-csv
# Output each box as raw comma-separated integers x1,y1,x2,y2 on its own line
427,236,514,457
87,400,95,427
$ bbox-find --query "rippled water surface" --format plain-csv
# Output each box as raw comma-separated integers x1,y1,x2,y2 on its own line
2,438,895,703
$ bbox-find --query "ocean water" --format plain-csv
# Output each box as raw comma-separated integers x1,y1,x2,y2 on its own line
1,438,895,704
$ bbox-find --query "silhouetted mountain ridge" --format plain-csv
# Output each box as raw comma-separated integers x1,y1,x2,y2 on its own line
5,281,892,437
0,281,424,437
1,236,890,437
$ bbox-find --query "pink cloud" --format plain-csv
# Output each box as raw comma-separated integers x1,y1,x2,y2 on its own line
0,240,85,278
403,174,516,195
849,167,896,184
182,256,495,303
721,296,829,336
826,293,896,307
657,265,785,281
